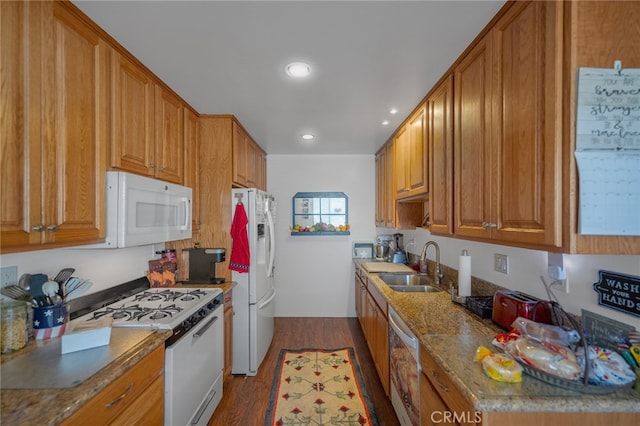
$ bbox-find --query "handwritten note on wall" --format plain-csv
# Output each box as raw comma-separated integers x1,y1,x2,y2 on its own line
575,66,640,235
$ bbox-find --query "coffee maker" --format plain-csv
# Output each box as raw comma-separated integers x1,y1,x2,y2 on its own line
185,248,226,283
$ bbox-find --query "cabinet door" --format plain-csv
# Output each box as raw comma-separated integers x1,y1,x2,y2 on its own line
454,34,493,239
394,126,410,196
374,304,390,396
232,121,248,187
155,86,184,184
375,149,385,226
491,0,562,247
41,2,107,245
408,105,427,194
223,291,233,380
420,371,454,426
246,140,258,188
110,49,155,177
428,75,454,236
184,108,200,231
112,375,164,426
0,1,42,249
384,143,396,227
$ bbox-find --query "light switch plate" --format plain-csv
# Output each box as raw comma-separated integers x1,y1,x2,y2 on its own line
494,254,509,274
1,266,18,286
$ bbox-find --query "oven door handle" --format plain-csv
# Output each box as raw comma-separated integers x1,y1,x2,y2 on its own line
193,316,218,338
389,312,418,350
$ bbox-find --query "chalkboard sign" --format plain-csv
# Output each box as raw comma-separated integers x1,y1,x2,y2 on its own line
592,270,640,318
581,309,636,350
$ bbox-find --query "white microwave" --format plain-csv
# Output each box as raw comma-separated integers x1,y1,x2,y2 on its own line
83,171,192,248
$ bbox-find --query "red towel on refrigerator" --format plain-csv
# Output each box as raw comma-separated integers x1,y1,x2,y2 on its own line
229,202,250,272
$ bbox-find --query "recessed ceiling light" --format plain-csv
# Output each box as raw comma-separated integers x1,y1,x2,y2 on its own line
389,108,398,115
285,62,311,78
301,133,315,140
381,120,390,126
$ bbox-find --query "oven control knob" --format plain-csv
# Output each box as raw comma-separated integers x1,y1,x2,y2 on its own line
182,320,191,331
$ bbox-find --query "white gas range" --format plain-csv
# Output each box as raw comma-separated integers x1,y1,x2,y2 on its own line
74,285,224,426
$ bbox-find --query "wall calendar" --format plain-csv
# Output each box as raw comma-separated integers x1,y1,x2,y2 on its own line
575,62,640,235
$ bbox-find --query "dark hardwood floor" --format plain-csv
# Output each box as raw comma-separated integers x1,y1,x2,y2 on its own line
208,317,400,426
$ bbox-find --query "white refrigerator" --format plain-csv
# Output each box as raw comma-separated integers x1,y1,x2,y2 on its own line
230,188,277,376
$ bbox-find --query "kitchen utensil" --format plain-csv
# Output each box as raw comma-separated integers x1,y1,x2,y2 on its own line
28,274,48,299
18,273,31,291
53,268,75,298
64,278,92,300
0,285,33,303
42,280,59,305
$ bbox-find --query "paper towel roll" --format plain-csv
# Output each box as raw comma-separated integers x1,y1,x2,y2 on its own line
458,250,471,297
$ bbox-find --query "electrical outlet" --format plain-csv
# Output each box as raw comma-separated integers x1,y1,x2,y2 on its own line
1,266,18,286
552,274,570,294
494,254,509,274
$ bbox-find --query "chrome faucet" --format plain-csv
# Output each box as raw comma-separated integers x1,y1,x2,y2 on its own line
420,241,444,287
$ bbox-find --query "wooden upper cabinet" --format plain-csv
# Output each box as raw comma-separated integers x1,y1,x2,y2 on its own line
232,120,266,189
232,121,249,187
184,108,200,232
110,49,155,177
454,33,493,240
394,126,409,196
395,104,427,200
428,74,454,236
454,0,562,249
408,105,427,195
1,1,38,249
490,0,562,248
155,85,184,184
1,1,107,253
566,1,640,254
110,52,185,184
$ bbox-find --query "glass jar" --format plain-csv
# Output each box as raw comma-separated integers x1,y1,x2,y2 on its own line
1,300,31,353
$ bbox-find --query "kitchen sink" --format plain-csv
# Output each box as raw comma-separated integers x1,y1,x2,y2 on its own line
377,273,443,293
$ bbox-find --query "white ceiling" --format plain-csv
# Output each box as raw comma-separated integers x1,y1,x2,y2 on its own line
73,0,505,155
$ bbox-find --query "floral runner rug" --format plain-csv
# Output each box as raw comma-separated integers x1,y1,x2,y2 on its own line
265,347,379,426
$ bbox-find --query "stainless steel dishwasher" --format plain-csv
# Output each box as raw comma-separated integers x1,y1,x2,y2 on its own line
389,306,420,425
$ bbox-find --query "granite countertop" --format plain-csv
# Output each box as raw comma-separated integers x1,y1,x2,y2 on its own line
354,260,640,413
0,329,171,425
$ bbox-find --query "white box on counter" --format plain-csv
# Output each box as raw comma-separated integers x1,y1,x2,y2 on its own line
61,317,113,354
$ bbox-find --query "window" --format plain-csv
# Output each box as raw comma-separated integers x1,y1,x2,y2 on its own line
291,192,350,235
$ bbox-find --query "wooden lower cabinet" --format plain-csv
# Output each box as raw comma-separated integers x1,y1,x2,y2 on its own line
223,290,233,380
420,344,640,426
354,267,390,396
61,345,164,426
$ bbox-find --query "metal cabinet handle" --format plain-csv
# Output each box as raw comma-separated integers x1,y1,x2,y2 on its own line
105,383,134,408
159,167,165,172
482,222,497,229
32,224,44,232
46,224,58,231
431,370,449,393
148,163,156,168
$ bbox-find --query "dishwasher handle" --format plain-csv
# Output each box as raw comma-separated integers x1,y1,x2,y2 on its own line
388,309,418,350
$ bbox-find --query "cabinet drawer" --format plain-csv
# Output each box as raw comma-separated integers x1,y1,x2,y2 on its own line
420,345,479,425
62,345,164,425
367,281,387,314
112,374,164,425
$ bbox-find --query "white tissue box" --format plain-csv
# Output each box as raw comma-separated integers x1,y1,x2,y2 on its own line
61,317,113,354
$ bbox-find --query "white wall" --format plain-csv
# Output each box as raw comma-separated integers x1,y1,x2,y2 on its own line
268,155,377,317
0,244,163,295
389,227,640,330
